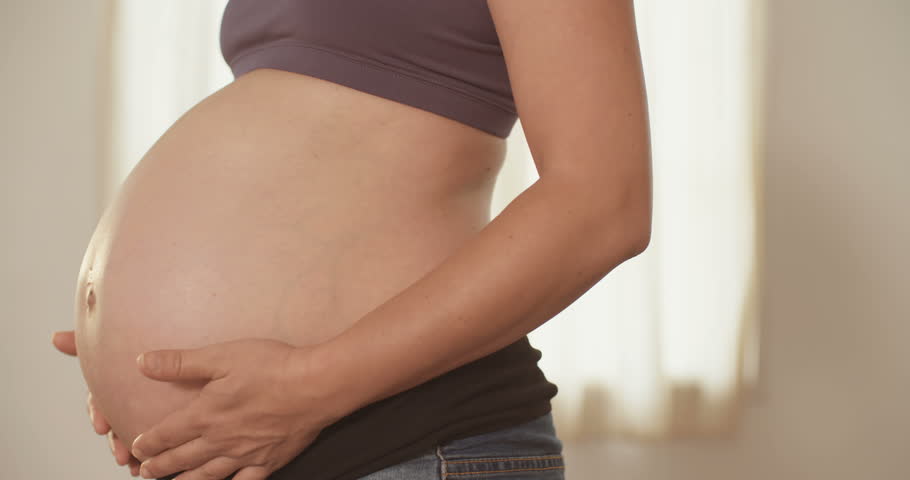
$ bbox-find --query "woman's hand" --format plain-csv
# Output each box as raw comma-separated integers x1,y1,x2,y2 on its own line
130,338,338,480
52,330,143,477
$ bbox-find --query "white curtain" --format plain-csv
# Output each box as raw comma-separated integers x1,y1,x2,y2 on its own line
104,0,764,442
103,0,232,201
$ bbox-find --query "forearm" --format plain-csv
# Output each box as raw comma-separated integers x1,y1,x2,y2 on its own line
298,173,650,424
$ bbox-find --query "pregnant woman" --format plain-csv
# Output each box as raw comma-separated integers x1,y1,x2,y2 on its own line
52,0,651,479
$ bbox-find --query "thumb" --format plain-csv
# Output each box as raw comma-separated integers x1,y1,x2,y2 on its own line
137,347,220,382
52,330,78,356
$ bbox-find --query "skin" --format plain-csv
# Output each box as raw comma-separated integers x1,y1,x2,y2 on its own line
64,63,505,471
54,0,651,479
56,64,503,479
52,331,142,477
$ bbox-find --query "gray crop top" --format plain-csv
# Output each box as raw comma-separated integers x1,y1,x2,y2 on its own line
219,0,518,138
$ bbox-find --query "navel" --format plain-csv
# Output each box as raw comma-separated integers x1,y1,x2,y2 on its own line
85,283,97,309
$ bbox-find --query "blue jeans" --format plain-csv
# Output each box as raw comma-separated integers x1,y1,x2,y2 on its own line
357,412,566,479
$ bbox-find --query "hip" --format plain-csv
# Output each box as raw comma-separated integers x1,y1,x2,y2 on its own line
359,412,566,480
157,411,566,480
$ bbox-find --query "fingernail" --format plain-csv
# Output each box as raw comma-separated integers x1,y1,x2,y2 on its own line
139,461,151,478
131,434,144,459
137,353,158,372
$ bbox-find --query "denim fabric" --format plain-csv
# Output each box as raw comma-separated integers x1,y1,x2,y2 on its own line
357,412,565,479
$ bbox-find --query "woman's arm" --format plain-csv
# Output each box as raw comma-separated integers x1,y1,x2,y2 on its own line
298,0,653,425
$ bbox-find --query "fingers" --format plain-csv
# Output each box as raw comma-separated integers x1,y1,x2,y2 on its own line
109,431,133,466
131,407,204,462
108,431,142,477
87,391,111,434
89,391,135,475
138,347,223,382
128,456,141,477
170,456,239,480
52,330,78,356
231,466,270,480
141,440,231,480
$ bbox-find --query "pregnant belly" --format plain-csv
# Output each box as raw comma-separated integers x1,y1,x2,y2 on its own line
75,207,353,450
73,69,502,449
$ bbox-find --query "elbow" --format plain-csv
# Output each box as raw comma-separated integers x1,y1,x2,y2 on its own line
608,195,652,260
624,174,653,257
626,201,652,257
609,206,650,259
627,227,651,257
586,201,651,267
543,170,652,261
607,185,652,260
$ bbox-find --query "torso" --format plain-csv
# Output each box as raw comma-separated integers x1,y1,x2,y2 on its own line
74,68,507,448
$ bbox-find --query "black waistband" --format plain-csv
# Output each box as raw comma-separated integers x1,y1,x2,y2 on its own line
159,335,558,480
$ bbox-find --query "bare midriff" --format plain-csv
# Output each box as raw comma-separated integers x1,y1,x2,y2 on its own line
73,68,508,449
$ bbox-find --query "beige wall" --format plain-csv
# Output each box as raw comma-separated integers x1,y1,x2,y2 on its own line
2,0,906,479
1,1,115,478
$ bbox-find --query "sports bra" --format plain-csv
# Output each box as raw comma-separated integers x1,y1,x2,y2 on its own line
219,0,519,138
